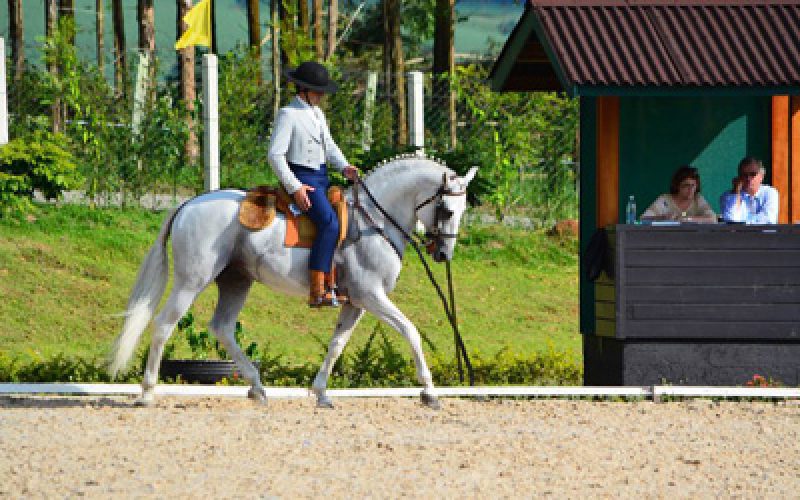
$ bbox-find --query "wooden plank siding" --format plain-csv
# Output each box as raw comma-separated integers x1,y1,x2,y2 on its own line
772,96,790,223
596,96,619,228
598,225,800,341
792,96,800,223
772,95,800,224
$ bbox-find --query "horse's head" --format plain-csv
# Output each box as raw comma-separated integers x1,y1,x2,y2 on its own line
416,166,478,262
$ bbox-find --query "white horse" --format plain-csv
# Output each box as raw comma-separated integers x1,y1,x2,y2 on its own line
109,156,478,409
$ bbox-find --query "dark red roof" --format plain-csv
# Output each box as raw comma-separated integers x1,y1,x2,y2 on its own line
491,0,800,93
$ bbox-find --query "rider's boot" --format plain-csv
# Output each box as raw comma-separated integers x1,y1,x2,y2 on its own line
309,270,339,308
325,267,349,305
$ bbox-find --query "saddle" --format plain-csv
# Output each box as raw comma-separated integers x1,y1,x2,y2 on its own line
238,185,348,248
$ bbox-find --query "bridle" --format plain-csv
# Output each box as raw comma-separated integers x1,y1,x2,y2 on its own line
415,173,467,251
352,172,466,259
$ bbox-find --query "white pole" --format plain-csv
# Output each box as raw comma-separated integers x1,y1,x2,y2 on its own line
406,71,424,151
361,71,377,151
0,39,8,145
131,51,150,137
202,54,220,192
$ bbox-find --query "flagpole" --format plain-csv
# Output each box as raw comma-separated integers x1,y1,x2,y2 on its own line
210,0,217,54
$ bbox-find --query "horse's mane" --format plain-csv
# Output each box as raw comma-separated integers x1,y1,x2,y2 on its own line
363,153,454,186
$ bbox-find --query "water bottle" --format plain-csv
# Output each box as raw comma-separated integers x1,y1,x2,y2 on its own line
625,195,637,224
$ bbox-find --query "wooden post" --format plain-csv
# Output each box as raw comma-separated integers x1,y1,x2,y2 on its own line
792,96,800,224
771,96,790,224
596,96,620,228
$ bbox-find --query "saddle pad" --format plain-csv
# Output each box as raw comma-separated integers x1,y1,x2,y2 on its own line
238,186,278,230
238,185,348,249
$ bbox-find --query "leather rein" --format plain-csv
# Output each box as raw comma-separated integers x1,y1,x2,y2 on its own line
350,174,474,385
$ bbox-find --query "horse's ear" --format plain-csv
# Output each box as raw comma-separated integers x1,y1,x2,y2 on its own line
463,167,478,184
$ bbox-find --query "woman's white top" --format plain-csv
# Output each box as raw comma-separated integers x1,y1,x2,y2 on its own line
642,193,716,219
268,96,349,194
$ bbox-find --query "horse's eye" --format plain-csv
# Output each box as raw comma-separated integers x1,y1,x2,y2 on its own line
438,206,453,220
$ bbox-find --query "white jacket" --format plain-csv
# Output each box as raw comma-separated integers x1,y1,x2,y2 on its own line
268,96,349,194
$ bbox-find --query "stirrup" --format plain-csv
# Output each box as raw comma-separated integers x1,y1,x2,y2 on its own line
329,285,349,305
309,291,339,308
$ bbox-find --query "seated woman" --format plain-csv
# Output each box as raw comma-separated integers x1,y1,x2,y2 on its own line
641,166,717,223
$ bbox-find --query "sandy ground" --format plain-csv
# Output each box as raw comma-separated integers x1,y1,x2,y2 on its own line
1,395,798,498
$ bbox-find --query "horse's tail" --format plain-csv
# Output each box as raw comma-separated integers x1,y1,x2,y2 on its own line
108,206,180,378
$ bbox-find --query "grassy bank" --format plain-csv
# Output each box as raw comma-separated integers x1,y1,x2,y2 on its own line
0,204,580,369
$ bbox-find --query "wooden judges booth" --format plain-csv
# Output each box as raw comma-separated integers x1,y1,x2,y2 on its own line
491,0,800,385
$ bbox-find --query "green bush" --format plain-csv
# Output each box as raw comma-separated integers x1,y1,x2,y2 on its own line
0,335,581,387
0,131,82,214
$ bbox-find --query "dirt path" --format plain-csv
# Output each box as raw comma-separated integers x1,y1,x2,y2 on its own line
1,396,798,497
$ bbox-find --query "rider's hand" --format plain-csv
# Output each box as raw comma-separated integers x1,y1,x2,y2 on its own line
343,165,360,181
293,185,315,211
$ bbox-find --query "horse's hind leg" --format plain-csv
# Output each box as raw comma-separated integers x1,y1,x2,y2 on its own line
138,285,202,406
312,304,365,408
209,270,266,404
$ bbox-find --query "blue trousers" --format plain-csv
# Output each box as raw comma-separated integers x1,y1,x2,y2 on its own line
290,163,339,273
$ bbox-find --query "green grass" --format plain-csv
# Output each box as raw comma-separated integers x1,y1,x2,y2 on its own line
0,204,580,366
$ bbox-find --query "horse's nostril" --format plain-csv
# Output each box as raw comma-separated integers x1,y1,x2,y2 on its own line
437,251,447,261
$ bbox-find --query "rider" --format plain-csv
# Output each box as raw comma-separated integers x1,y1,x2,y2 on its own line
268,61,360,308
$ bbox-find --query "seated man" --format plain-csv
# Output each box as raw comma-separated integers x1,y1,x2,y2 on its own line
719,156,779,224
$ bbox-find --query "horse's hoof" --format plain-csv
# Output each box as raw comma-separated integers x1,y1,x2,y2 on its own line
247,387,268,405
420,392,441,410
133,395,154,407
316,395,335,409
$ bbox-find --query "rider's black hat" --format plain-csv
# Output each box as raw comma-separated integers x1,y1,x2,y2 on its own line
283,61,338,94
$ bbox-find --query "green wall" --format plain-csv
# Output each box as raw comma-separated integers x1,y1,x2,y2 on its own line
579,97,597,335
580,95,771,335
618,96,771,218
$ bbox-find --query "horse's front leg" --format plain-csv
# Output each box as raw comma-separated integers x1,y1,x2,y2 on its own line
365,292,441,410
312,304,365,408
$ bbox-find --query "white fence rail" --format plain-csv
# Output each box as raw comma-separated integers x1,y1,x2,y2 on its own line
1,383,798,401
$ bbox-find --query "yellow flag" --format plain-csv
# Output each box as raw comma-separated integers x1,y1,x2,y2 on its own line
175,0,212,50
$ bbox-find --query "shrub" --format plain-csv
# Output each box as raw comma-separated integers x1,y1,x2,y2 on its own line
0,131,82,214
0,343,582,387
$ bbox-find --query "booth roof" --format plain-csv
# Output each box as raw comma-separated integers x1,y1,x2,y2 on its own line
490,0,800,95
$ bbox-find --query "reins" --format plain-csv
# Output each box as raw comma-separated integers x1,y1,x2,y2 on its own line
352,176,475,385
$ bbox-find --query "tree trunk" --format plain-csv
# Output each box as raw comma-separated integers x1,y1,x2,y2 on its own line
137,0,155,86
312,0,323,61
112,0,127,98
271,0,281,116
383,0,406,146
59,0,76,45
326,0,337,61
433,0,455,148
8,0,24,82
46,0,62,134
178,0,198,163
246,0,261,57
137,0,155,56
299,0,309,36
96,0,105,74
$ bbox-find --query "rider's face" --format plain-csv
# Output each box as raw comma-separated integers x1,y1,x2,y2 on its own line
300,90,324,106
